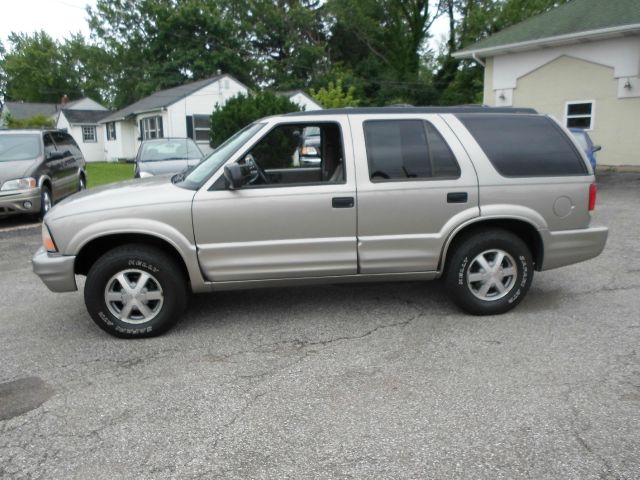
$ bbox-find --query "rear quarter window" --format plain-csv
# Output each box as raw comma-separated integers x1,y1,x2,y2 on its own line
457,114,587,177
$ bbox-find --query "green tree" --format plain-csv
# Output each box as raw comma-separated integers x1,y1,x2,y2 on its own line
209,92,301,147
0,31,107,104
88,0,254,109
326,0,442,105
435,0,572,104
310,78,360,108
235,0,327,88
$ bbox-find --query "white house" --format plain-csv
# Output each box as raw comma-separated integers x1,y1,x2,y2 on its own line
454,0,640,167
99,74,249,161
277,90,323,111
56,98,111,163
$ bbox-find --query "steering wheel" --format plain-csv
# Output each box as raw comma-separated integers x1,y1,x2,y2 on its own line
242,153,269,185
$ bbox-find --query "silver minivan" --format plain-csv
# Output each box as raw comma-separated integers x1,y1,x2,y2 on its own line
0,129,86,218
32,107,607,338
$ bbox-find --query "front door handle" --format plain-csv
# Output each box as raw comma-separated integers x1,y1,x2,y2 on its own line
332,196,354,208
447,192,468,203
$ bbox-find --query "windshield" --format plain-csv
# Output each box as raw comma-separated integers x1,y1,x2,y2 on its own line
571,131,589,152
139,139,203,162
0,134,41,161
175,123,265,189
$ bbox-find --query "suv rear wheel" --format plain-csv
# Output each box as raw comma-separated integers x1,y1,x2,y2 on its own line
84,244,187,338
445,229,533,315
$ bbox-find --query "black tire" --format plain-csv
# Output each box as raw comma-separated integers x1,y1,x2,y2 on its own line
78,174,86,191
39,185,52,220
444,229,533,315
84,244,188,338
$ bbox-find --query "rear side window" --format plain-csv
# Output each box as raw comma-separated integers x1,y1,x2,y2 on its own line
457,114,587,176
363,120,460,181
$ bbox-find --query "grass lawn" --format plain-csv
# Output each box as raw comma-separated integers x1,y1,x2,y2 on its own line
86,162,134,188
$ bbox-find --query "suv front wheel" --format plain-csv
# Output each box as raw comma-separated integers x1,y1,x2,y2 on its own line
445,229,534,315
84,244,188,338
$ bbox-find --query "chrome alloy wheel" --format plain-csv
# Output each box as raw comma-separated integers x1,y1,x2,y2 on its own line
104,269,164,324
466,249,518,302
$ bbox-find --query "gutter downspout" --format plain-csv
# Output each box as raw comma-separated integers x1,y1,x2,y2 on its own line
471,52,485,67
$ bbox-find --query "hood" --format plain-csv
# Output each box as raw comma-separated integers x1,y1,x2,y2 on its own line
46,175,196,221
0,159,39,185
139,159,200,176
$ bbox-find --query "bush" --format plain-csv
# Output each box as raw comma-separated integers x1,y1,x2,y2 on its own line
210,92,301,147
4,113,55,128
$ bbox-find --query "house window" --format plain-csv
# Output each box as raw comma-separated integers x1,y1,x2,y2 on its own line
82,126,97,143
566,101,594,129
140,116,163,140
186,115,211,142
106,122,117,141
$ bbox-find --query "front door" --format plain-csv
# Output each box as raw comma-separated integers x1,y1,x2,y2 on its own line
350,114,480,273
192,118,357,282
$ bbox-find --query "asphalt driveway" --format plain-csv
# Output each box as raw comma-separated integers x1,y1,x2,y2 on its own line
0,173,639,479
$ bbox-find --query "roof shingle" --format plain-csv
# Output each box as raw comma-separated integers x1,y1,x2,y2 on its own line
457,0,640,56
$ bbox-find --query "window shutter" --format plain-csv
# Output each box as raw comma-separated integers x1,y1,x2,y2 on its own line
158,116,164,138
186,116,194,139
139,119,144,140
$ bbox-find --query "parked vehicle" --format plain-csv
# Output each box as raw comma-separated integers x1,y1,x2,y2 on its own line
0,129,86,219
570,128,601,170
134,138,203,178
292,126,321,167
33,107,608,338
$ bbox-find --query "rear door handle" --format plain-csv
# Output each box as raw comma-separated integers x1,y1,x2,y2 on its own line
332,197,354,208
447,192,468,203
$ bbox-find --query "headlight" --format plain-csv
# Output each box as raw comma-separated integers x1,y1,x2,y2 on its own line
42,223,58,253
1,177,37,191
139,171,154,178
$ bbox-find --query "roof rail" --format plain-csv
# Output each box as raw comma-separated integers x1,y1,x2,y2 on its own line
285,105,538,116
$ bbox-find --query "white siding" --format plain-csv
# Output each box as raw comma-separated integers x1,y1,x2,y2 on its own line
166,75,248,154
56,111,106,163
491,36,640,96
288,92,322,111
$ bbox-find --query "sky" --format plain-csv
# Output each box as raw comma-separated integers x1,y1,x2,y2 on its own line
0,0,449,51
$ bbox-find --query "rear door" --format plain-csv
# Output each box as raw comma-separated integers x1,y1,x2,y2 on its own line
350,114,479,273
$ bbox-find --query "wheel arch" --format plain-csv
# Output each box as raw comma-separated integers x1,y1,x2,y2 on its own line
38,175,52,190
440,217,544,272
74,232,194,288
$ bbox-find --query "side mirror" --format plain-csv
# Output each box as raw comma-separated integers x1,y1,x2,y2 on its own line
223,163,251,189
592,145,602,153
46,151,65,161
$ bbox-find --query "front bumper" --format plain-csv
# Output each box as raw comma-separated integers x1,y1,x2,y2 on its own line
540,225,608,271
32,247,77,292
0,188,41,217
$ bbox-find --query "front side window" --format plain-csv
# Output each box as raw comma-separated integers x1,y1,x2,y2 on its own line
141,116,163,140
236,122,345,187
82,126,97,143
566,101,593,129
363,120,460,181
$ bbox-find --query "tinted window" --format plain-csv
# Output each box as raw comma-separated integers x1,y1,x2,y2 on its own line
457,115,587,177
364,120,460,181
